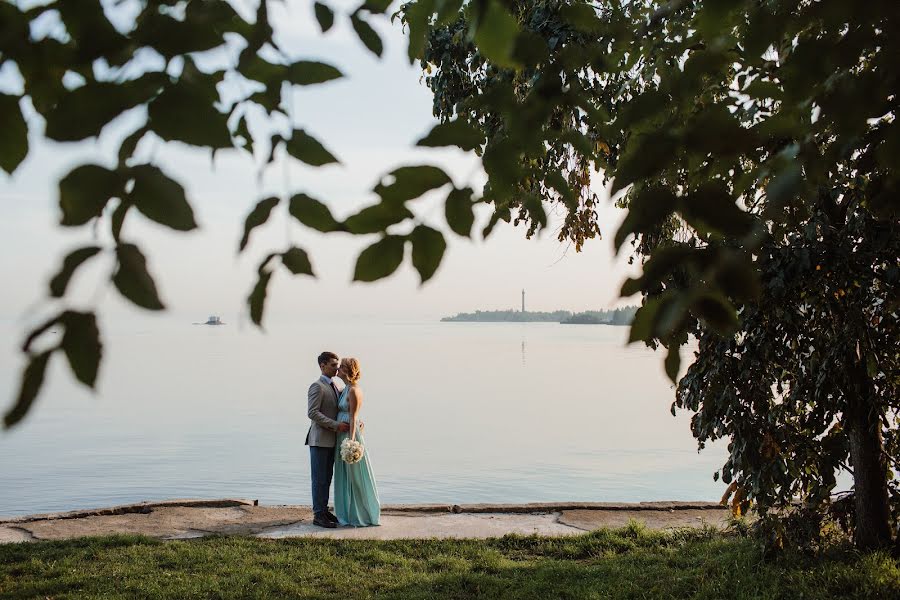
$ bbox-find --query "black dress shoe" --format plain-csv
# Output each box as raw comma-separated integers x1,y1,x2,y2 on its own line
326,511,339,523
313,516,337,528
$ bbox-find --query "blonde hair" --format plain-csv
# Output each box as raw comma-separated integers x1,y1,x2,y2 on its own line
341,357,362,383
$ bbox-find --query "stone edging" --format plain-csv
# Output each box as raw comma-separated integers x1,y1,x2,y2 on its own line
1,499,725,525
383,501,725,514
0,499,258,525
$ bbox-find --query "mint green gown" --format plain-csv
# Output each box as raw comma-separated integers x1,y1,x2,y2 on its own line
333,387,381,526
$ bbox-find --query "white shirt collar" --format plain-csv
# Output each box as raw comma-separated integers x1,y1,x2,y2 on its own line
319,374,333,385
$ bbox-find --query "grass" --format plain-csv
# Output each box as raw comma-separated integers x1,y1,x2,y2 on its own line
1,524,898,599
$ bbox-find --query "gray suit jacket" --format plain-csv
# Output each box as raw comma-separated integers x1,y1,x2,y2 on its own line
305,378,340,447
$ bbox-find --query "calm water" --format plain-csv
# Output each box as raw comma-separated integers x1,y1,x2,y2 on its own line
0,318,727,517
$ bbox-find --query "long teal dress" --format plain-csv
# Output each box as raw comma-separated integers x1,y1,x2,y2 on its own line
333,387,381,526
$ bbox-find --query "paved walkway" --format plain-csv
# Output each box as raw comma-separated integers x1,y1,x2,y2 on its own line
0,499,732,543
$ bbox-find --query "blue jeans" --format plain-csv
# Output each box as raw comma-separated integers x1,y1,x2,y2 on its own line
309,446,335,518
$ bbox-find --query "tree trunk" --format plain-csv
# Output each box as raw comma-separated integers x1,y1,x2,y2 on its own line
846,364,892,551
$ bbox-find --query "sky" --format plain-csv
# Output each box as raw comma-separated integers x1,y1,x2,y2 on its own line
0,0,640,328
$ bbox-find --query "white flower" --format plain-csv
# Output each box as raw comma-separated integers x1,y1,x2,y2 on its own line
340,438,365,464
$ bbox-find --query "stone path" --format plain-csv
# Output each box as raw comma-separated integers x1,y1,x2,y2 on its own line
0,499,732,543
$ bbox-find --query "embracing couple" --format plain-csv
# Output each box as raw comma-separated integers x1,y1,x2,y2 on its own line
305,351,380,528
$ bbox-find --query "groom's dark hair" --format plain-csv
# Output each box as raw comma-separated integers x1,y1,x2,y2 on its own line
318,351,338,366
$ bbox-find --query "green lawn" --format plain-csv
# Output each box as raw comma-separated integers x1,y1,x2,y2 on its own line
1,525,897,599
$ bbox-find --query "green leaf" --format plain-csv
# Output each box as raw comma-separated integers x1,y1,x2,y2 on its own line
715,251,762,302
4,350,52,429
44,75,165,142
285,129,340,166
128,164,197,231
435,0,465,27
134,10,224,57
546,172,574,208
683,105,758,158
56,0,130,63
49,246,102,298
240,55,287,85
522,191,548,229
410,225,446,283
614,187,678,250
654,295,689,338
344,203,414,234
620,90,669,129
113,244,165,310
612,131,678,193
628,297,663,343
744,5,780,57
111,201,129,242
314,2,334,32
148,82,232,149
248,266,273,326
690,292,738,335
473,2,520,69
694,0,741,39
60,311,102,388
744,78,783,101
361,0,393,13
405,0,435,63
511,30,550,67
374,165,452,204
482,139,523,191
664,344,681,383
627,245,695,293
445,187,475,237
353,235,405,282
482,203,511,238
416,119,483,151
118,125,150,166
287,61,343,86
683,48,732,82
765,163,803,209
436,0,464,25
240,196,280,251
59,165,122,226
0,93,28,174
289,193,341,232
351,14,383,57
559,3,603,34
679,183,755,237
281,247,315,276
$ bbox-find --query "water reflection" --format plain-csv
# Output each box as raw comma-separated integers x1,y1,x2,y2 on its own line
0,319,726,516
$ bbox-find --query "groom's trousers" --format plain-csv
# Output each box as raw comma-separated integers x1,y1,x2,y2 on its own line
310,446,335,517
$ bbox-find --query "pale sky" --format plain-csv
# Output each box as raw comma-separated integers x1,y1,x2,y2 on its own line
0,0,639,328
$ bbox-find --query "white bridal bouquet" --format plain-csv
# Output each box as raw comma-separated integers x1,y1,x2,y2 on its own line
340,438,364,464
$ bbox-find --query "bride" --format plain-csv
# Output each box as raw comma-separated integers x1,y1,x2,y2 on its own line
333,357,381,526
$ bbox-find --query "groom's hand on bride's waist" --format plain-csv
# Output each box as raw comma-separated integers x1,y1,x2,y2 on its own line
337,422,351,432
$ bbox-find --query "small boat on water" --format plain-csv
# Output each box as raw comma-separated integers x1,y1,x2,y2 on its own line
201,315,224,325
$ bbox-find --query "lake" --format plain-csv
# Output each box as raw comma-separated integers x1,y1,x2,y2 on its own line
0,318,727,517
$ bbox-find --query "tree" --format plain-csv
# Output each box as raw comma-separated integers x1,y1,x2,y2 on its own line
2,0,898,550
405,0,899,550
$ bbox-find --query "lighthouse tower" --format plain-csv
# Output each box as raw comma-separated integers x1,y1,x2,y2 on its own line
521,289,525,313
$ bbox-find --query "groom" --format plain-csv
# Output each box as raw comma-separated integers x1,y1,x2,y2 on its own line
306,351,350,528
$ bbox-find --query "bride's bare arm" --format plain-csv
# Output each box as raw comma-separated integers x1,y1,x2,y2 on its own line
348,386,364,441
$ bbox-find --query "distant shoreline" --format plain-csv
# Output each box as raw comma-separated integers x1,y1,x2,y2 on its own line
441,307,638,326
